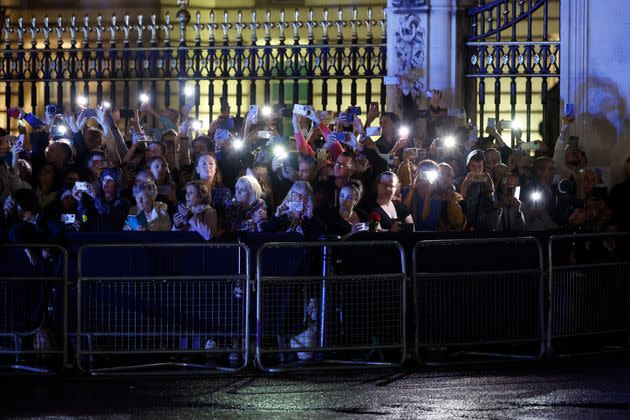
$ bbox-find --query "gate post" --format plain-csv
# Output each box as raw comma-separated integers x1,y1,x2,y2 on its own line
385,0,471,118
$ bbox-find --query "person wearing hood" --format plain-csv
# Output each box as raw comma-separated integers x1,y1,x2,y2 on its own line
77,167,130,232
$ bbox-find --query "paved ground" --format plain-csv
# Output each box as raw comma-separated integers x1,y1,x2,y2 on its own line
2,356,630,418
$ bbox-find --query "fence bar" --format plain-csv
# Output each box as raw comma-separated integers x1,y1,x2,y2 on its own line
76,242,250,375
0,244,68,375
256,241,406,372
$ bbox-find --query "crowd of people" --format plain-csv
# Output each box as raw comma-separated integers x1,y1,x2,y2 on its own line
1,90,629,253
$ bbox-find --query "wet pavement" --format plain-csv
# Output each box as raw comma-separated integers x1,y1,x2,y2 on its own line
2,356,630,418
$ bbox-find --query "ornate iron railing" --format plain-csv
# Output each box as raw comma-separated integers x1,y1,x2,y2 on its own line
466,0,560,144
1,3,386,128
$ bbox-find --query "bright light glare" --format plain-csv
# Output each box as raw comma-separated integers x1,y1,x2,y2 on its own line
273,144,288,160
191,120,203,131
399,126,410,137
76,96,88,107
262,106,272,117
184,86,195,97
56,125,67,135
139,93,150,104
443,136,456,148
102,101,111,109
511,120,522,130
530,191,542,202
426,170,438,183
233,139,244,150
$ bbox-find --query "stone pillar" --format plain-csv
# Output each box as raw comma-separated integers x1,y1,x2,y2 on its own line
560,0,630,184
386,0,470,115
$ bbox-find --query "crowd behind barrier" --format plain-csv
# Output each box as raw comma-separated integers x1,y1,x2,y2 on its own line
2,83,630,373
1,231,629,374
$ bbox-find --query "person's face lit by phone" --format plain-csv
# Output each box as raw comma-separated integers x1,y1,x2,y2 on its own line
134,191,154,213
102,176,117,198
299,160,317,183
334,156,353,179
134,170,155,185
484,149,500,168
185,185,202,207
146,143,163,159
377,174,397,201
467,159,484,174
195,154,217,182
339,186,359,211
235,180,253,207
438,164,454,189
149,159,168,183
539,161,556,185
379,115,394,138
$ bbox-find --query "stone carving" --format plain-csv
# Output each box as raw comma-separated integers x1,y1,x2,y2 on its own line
395,14,424,95
391,0,427,8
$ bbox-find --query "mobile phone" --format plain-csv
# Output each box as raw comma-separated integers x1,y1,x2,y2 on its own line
125,215,140,230
487,118,496,128
568,136,579,147
293,104,312,117
355,222,369,232
247,105,258,124
365,127,382,137
499,120,512,129
417,148,427,159
348,106,362,116
82,108,97,118
214,129,230,141
257,130,273,139
45,104,63,115
447,108,466,118
119,109,135,119
403,147,419,159
383,76,399,85
338,112,354,124
565,103,575,119
61,213,76,224
514,186,521,200
75,181,91,192
219,116,235,130
287,201,304,212
135,211,148,228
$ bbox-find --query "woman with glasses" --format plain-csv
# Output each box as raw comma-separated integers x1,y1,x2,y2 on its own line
262,181,324,237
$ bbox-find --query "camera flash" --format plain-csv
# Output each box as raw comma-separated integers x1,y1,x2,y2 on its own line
443,136,456,148
76,96,88,107
233,138,244,150
273,144,288,160
184,86,195,97
262,106,272,117
426,170,438,183
102,101,111,109
530,191,542,202
191,120,203,131
56,125,67,135
139,93,150,104
399,126,410,137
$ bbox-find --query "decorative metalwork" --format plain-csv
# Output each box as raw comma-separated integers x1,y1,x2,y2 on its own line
466,0,560,144
0,5,386,119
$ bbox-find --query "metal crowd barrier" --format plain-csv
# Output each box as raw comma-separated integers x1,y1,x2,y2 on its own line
413,237,545,364
0,244,68,374
256,241,406,372
548,233,630,356
76,243,250,375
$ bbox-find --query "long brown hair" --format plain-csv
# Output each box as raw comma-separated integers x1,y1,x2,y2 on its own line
193,152,222,189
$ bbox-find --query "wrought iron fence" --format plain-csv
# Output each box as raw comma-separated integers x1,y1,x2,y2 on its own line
466,0,560,145
1,4,386,130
